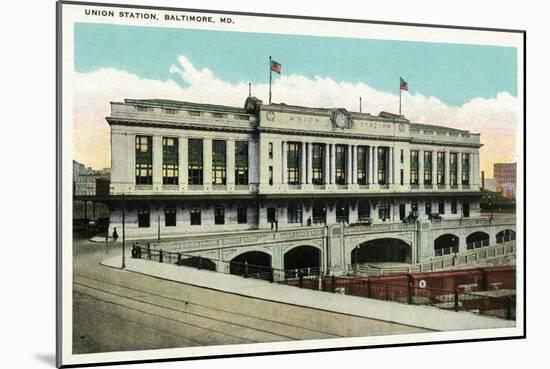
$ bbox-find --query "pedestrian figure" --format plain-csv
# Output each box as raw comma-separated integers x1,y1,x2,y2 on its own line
275,220,278,231
307,216,312,226
112,227,119,242
271,221,274,231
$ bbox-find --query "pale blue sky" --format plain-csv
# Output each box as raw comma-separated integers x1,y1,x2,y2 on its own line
75,23,517,106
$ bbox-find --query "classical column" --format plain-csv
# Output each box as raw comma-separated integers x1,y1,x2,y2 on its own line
179,137,188,188
301,141,307,185
367,146,374,184
372,146,378,185
307,142,313,184
152,135,162,188
281,141,287,185
352,145,358,184
346,144,352,184
388,147,393,185
457,151,462,187
324,143,330,185
330,144,336,184
203,138,212,187
445,149,451,186
470,152,476,187
227,139,235,186
391,147,396,185
418,149,424,186
433,151,438,187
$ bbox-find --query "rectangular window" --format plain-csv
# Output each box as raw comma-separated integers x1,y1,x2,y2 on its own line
235,141,249,185
312,205,326,224
437,152,445,185
336,202,349,223
137,208,150,228
188,139,203,185
269,166,273,185
135,135,152,185
424,151,432,185
462,153,470,185
400,169,404,185
410,150,419,185
267,207,277,223
357,146,368,185
287,204,303,224
268,142,273,159
438,201,445,214
358,201,371,221
190,208,201,225
237,207,247,224
311,143,324,185
378,147,387,184
463,201,470,217
162,137,179,185
450,153,458,186
165,208,176,227
451,199,458,214
214,207,225,225
378,201,390,220
425,202,432,216
287,142,301,185
212,140,227,185
400,149,404,164
335,145,347,185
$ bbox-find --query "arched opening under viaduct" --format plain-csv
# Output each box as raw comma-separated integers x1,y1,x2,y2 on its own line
178,256,216,271
352,238,412,264
229,251,272,276
496,229,516,243
434,234,459,256
284,246,321,273
466,231,490,249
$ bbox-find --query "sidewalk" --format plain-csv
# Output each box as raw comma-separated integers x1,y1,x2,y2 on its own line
101,254,515,332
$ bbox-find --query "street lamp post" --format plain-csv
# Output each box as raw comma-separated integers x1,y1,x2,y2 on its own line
158,214,161,242
489,194,494,221
122,194,126,269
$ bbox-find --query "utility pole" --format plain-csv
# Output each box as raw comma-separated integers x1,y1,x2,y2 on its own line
122,194,126,269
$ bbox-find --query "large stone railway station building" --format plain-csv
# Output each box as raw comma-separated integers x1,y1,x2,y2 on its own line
102,96,516,275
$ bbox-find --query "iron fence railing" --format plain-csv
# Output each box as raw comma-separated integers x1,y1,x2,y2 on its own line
130,243,515,320
280,275,515,320
466,239,490,250
352,241,515,276
434,245,459,256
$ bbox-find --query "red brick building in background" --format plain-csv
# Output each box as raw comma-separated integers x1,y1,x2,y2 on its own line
494,163,516,200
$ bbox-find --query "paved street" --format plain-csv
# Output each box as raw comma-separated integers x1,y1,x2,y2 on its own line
72,237,426,354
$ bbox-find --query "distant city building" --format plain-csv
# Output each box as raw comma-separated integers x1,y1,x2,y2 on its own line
483,178,497,192
73,160,110,196
494,163,516,199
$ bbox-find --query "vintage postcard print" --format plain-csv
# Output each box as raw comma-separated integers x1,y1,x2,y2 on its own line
57,1,525,367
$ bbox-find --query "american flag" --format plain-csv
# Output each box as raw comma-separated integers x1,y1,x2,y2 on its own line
270,60,281,74
400,77,408,91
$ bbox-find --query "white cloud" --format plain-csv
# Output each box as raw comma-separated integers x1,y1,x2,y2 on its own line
74,55,519,176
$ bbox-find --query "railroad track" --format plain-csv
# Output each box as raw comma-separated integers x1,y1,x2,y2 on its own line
73,273,343,346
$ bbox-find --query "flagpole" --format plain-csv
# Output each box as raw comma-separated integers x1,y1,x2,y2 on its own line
399,77,402,116
269,56,272,104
